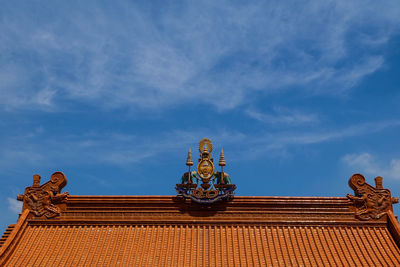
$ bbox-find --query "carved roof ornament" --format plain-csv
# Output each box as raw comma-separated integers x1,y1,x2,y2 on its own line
176,138,236,204
17,171,69,218
347,173,398,220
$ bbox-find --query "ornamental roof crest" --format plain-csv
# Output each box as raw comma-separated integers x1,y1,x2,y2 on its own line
347,174,398,220
17,172,69,218
176,138,236,204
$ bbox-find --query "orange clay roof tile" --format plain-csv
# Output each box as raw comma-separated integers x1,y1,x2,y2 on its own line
2,224,400,266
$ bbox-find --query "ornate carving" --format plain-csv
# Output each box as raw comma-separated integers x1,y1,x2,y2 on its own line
199,138,213,154
347,173,398,220
17,172,69,218
176,138,236,204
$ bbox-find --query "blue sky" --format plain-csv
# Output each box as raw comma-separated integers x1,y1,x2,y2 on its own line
1,1,400,232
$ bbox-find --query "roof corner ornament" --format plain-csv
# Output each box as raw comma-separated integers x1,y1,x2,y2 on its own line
17,171,69,218
347,173,399,220
176,138,236,204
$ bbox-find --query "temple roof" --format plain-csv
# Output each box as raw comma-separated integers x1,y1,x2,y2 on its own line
1,141,400,266
1,194,400,266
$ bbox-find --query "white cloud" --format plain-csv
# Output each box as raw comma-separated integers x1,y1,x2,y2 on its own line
0,1,399,112
228,119,400,161
245,107,319,125
0,129,240,168
7,197,22,214
0,119,398,170
248,119,400,148
342,153,400,180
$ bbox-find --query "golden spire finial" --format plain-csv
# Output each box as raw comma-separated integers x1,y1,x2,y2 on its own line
219,148,226,167
202,144,209,156
186,148,193,166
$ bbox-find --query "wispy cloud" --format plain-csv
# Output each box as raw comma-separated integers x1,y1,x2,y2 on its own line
0,129,238,169
1,119,398,171
342,153,400,180
245,107,319,125
231,119,400,160
7,197,22,214
0,1,399,112
246,120,400,147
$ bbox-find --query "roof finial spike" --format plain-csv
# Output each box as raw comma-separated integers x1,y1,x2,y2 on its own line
375,176,383,189
33,174,41,188
202,145,209,157
219,148,226,167
186,148,193,166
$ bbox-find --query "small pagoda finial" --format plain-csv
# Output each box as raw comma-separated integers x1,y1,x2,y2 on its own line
202,145,209,158
219,148,226,167
186,148,193,166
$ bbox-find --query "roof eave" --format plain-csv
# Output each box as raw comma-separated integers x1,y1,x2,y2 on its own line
0,209,30,265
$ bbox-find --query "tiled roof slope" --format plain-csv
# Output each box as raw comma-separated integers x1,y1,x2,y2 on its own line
1,196,400,266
